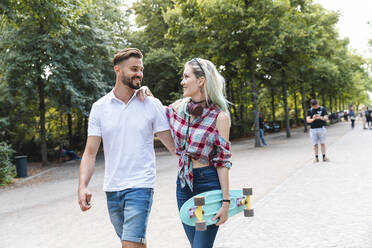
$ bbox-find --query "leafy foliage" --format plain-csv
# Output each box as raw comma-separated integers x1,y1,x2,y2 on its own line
0,0,371,159
0,142,16,186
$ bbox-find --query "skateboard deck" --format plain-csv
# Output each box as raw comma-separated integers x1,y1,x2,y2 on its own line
180,188,254,231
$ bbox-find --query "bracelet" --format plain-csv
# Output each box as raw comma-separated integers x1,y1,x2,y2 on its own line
222,199,230,203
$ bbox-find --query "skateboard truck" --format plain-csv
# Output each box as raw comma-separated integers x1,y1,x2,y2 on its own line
193,196,207,231
188,207,205,218
237,188,254,217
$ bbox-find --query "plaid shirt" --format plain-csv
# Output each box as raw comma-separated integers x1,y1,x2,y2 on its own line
166,105,232,191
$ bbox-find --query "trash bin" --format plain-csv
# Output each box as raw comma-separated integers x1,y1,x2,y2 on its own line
15,155,28,178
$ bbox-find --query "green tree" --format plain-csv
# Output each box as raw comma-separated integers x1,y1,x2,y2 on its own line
0,0,131,163
165,0,280,147
130,0,182,105
1,0,87,166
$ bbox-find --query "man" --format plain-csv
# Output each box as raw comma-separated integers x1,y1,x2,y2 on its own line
258,113,267,146
306,99,329,163
365,107,371,129
361,107,367,129
78,48,175,248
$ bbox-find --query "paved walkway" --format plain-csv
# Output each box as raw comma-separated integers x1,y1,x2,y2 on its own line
0,121,371,247
215,123,372,247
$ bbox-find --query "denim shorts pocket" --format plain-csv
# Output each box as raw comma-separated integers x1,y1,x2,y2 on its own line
106,191,119,204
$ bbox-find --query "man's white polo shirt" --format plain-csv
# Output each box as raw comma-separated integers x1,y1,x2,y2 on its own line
88,90,170,192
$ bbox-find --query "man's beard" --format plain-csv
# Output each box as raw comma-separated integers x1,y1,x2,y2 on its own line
121,73,141,90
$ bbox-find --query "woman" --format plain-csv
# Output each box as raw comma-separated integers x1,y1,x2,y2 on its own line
168,58,231,247
141,58,232,247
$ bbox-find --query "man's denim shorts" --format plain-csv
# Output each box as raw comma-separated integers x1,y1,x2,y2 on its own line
106,188,154,244
310,127,327,145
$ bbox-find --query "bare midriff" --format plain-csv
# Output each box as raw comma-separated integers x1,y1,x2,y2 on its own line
192,159,210,169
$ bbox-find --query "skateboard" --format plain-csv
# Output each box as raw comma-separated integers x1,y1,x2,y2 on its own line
180,188,254,231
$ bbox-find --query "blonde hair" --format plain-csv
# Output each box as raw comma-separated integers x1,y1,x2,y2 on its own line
178,58,230,123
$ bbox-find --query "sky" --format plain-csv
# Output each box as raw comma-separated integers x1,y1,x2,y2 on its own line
313,0,372,59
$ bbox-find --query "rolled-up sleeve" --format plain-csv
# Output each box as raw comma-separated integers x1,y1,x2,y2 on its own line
211,134,232,169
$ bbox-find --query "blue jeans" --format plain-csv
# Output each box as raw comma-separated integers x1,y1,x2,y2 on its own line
106,188,153,244
259,128,267,145
176,166,221,248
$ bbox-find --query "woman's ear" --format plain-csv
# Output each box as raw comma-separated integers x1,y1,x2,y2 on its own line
198,76,206,88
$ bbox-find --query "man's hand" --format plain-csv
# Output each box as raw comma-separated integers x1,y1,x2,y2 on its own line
78,187,92,211
136,86,153,102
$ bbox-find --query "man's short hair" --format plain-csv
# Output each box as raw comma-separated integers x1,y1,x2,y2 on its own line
113,48,143,66
310,99,318,106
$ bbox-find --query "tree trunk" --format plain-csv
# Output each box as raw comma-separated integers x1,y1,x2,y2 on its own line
250,70,261,147
37,25,48,166
301,83,308,133
67,95,73,147
282,69,291,138
77,111,83,146
329,96,333,113
228,79,239,120
311,84,316,99
68,112,73,147
239,80,244,121
271,87,276,122
294,91,298,126
339,95,342,111
37,75,48,166
342,98,345,111
321,92,325,108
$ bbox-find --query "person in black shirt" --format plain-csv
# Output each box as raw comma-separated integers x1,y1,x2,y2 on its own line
306,99,329,163
349,108,356,128
259,113,267,146
366,107,372,129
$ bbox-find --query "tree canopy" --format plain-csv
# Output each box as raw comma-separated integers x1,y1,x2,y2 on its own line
0,0,371,166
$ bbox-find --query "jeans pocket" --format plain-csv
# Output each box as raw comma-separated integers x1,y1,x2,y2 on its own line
194,167,220,193
198,167,218,179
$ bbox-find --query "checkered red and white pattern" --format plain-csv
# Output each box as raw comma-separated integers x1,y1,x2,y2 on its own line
166,105,232,191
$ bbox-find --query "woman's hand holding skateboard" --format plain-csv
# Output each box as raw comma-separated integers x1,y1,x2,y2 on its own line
213,202,230,226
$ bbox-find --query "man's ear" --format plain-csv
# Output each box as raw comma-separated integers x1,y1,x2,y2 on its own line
114,65,120,73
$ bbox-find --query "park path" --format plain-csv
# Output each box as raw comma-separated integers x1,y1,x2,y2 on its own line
0,121,370,247
215,122,372,247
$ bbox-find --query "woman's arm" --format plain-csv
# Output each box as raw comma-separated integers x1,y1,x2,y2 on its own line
213,111,231,226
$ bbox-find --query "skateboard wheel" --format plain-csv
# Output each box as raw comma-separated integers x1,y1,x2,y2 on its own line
243,188,253,195
194,196,205,206
244,208,254,217
195,220,207,231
